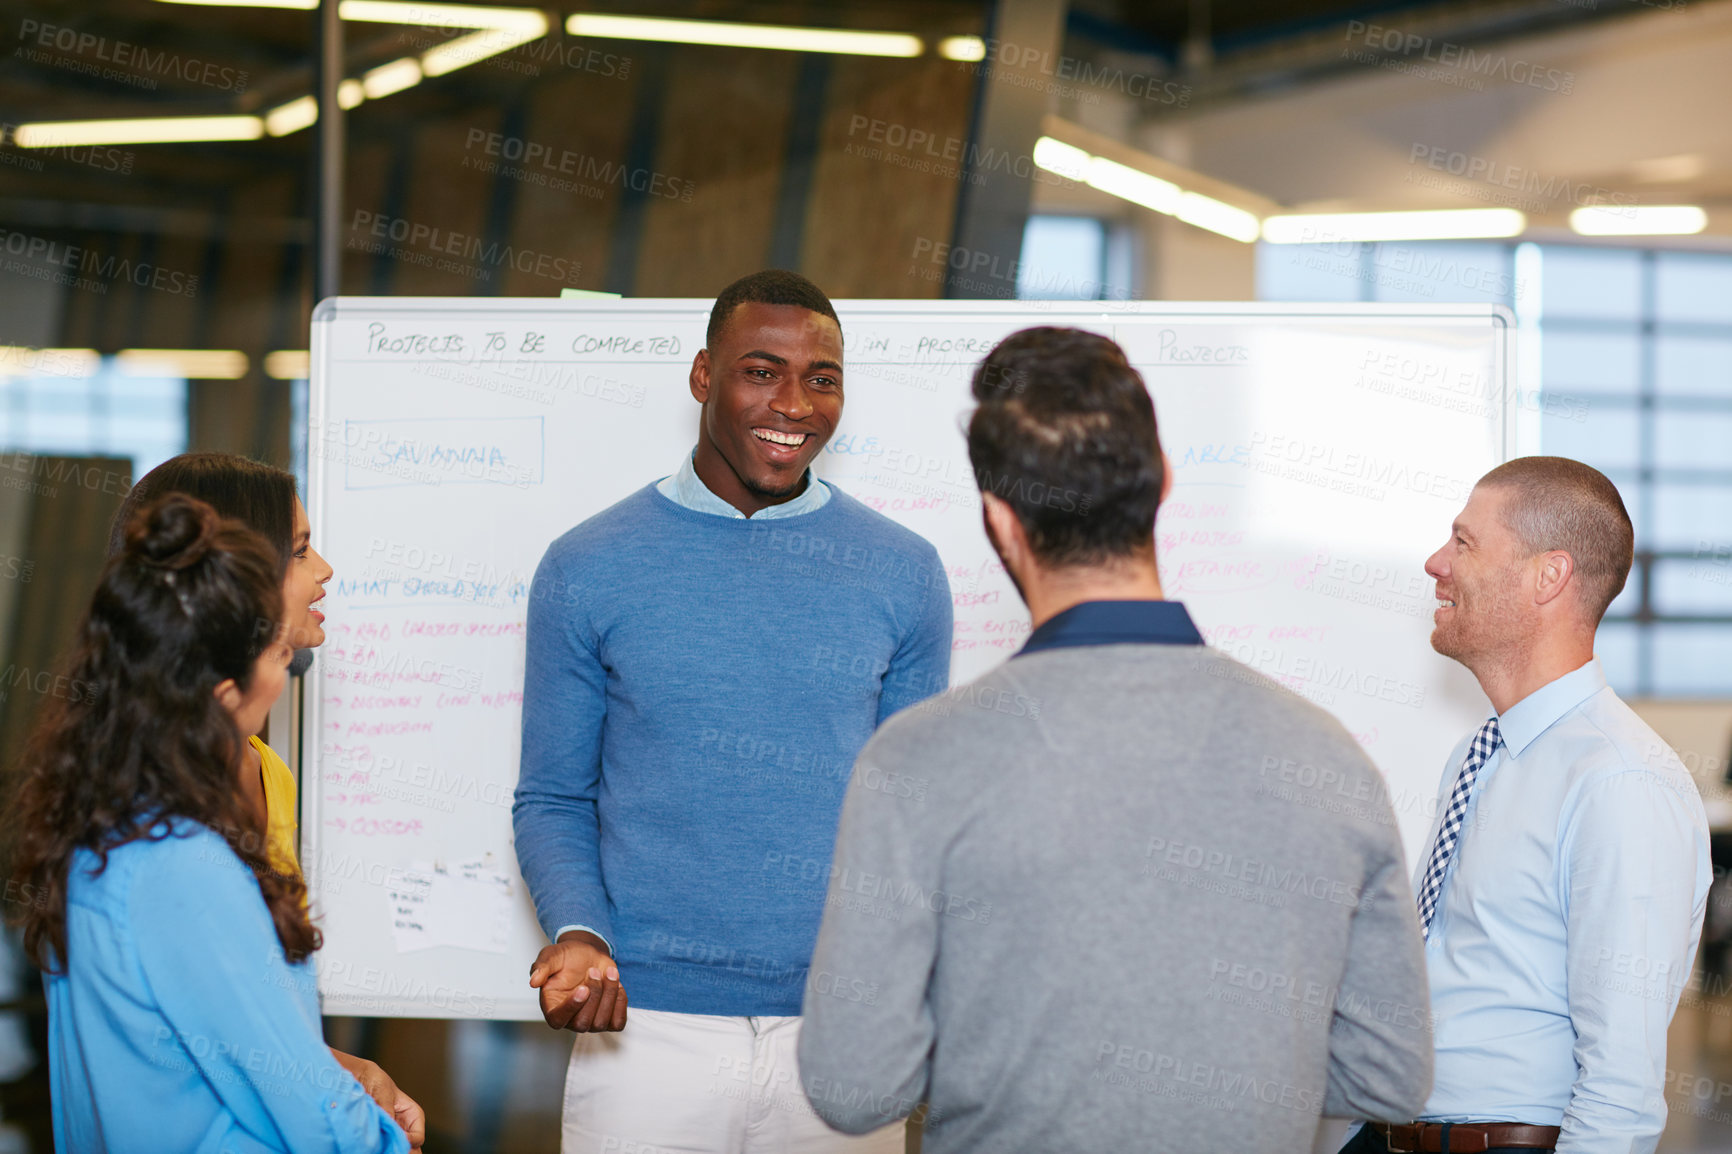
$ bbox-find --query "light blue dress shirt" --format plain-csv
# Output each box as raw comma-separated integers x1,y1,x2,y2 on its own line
48,823,408,1154
552,447,831,948
1419,658,1710,1152
654,446,831,520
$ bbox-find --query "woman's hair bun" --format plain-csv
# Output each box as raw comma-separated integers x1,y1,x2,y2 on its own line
124,493,221,571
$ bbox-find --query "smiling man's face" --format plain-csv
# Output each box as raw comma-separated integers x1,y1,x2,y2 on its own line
688,301,844,517
1424,483,1537,668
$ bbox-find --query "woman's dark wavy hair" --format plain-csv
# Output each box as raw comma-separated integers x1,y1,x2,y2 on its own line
110,452,297,576
4,493,319,972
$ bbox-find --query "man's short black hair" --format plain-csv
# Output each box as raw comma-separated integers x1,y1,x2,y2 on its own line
706,269,841,349
967,327,1164,568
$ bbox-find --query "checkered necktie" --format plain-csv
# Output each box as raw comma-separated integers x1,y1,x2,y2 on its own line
1416,717,1502,941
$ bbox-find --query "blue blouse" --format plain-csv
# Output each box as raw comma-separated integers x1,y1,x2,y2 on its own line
47,821,408,1154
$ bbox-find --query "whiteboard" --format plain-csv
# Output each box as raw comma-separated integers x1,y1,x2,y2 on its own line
305,297,1515,1019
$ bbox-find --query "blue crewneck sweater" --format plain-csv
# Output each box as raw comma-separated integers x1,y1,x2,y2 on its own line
514,483,953,1015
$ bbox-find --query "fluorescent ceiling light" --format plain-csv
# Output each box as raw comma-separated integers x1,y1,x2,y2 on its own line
148,9,543,140
422,20,549,76
16,116,263,147
0,347,101,377
938,36,985,61
566,14,923,57
1032,136,1089,181
264,350,311,380
1570,204,1707,236
155,0,541,21
1086,156,1180,215
1261,208,1525,244
1178,191,1262,243
264,96,318,137
1033,134,1261,243
154,0,316,7
341,1,545,30
117,349,248,379
363,57,423,98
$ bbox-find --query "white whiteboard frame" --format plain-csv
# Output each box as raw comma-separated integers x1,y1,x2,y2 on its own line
304,296,1516,1018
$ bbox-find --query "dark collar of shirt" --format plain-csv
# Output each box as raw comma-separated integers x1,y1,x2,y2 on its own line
1015,599,1204,658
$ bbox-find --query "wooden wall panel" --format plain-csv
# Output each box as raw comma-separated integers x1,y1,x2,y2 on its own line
496,55,640,297
56,245,106,349
342,133,406,296
0,456,129,769
187,379,292,460
186,171,298,462
633,45,798,297
207,172,296,352
135,232,204,348
390,118,502,297
801,56,975,299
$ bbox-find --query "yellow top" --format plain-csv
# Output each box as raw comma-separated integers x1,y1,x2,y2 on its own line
252,734,301,878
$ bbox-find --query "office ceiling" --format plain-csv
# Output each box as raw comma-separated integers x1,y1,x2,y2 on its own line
0,0,1709,238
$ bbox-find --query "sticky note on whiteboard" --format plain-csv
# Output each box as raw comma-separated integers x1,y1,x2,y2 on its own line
387,858,513,954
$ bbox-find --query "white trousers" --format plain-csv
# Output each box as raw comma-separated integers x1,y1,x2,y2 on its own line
561,1008,905,1154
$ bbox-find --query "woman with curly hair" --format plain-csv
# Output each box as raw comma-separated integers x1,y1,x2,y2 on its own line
110,452,333,880
4,493,411,1153
111,453,423,1141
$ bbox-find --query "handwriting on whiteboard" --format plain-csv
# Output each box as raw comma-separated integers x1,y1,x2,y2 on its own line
360,323,686,361
343,416,546,490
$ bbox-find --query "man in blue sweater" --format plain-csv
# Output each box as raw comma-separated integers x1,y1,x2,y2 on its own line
514,270,952,1154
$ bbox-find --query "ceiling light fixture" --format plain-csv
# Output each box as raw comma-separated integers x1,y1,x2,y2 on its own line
1085,156,1181,215
422,19,549,76
1261,208,1526,244
1177,191,1262,244
15,117,264,147
0,347,101,377
1570,204,1707,236
153,0,317,7
264,96,318,137
152,0,542,25
1032,135,1262,243
565,14,922,57
264,350,311,380
362,57,423,98
938,36,986,61
341,1,545,30
116,349,249,379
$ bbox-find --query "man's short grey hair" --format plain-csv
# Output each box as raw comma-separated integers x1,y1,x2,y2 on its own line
1477,456,1634,624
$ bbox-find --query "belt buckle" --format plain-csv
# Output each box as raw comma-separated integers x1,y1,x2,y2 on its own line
1381,1122,1417,1154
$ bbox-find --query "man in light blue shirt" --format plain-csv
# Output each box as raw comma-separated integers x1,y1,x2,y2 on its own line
1347,456,1710,1154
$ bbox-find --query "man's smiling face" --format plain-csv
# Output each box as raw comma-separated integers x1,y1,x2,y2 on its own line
1425,483,1537,667
689,301,844,515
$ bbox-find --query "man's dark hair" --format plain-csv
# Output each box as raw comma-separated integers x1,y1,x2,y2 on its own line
967,327,1163,568
706,269,840,349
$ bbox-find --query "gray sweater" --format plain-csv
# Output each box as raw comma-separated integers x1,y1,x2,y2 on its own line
798,642,1432,1152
